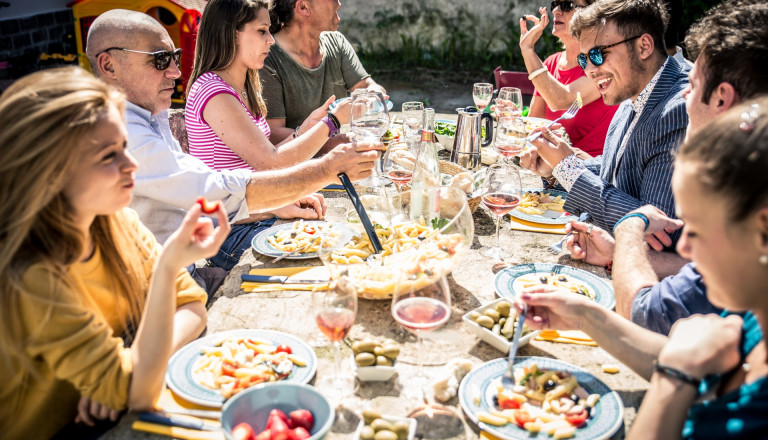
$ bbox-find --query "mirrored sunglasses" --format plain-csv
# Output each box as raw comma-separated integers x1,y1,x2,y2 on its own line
577,35,642,70
101,47,182,70
550,1,581,13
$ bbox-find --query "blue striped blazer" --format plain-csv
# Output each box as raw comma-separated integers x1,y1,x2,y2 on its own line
563,58,690,237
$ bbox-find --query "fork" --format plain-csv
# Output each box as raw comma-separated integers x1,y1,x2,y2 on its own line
504,304,528,380
549,212,590,254
527,95,583,142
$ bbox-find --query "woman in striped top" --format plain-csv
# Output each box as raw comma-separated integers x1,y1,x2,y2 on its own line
186,0,350,172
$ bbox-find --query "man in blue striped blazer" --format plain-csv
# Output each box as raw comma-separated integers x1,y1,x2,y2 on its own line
521,0,689,240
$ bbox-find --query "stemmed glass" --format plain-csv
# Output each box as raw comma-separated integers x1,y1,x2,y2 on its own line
493,116,528,164
401,101,424,152
382,144,414,191
481,164,522,260
390,249,452,400
473,83,493,113
350,91,391,187
496,87,523,118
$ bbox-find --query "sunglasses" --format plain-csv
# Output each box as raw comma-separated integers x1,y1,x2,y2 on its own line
577,35,642,70
101,47,182,70
550,1,582,12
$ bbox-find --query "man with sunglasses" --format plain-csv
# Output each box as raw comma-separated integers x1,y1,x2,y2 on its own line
86,10,382,277
520,0,689,242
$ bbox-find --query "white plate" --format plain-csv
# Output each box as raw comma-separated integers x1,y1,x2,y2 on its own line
495,263,615,310
166,329,318,408
462,298,539,353
459,357,624,440
354,415,417,440
250,221,328,260
510,188,575,225
329,98,393,112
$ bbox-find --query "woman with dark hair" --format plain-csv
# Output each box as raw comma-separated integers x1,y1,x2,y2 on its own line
517,97,768,439
261,0,387,143
518,0,618,157
0,67,229,439
186,0,353,172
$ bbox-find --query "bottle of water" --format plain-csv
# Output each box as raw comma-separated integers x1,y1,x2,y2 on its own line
410,108,440,221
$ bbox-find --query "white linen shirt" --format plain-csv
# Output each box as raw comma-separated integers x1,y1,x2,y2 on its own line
125,102,252,243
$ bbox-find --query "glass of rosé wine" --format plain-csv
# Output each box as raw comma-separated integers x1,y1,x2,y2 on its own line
481,163,522,260
390,249,452,400
494,116,528,163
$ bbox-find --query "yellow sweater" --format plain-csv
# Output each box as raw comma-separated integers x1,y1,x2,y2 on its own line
0,209,206,439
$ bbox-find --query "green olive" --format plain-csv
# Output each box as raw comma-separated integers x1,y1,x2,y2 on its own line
353,340,378,354
376,355,393,366
381,344,400,360
374,346,384,356
495,301,512,317
475,315,494,329
362,409,382,425
370,418,394,432
483,308,500,322
356,352,376,367
373,430,399,440
468,311,481,321
392,421,410,440
360,426,376,440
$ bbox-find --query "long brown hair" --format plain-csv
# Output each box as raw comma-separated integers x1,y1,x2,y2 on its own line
190,0,273,117
0,67,151,371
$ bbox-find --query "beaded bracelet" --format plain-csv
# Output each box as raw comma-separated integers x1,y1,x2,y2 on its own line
653,360,701,388
613,212,649,232
326,112,341,129
603,260,613,275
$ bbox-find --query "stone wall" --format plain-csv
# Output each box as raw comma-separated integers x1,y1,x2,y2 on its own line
0,9,77,80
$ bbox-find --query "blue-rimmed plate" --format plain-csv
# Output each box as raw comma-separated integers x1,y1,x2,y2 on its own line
495,263,615,310
458,357,624,440
250,221,328,260
510,188,575,225
166,329,318,408
329,98,393,112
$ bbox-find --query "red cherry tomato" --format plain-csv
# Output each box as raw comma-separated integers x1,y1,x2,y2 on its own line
304,226,317,235
565,408,589,426
231,422,256,440
513,410,533,428
497,394,521,410
221,360,237,377
275,344,292,354
196,196,220,214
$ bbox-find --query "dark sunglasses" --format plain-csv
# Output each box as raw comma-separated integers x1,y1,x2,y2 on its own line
577,35,642,70
550,1,582,12
101,47,182,70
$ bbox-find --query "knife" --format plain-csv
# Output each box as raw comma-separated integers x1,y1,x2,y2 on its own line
241,274,329,284
139,412,220,431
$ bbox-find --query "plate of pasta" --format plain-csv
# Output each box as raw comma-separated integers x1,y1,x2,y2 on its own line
251,220,329,259
459,357,623,440
509,189,572,225
494,263,614,310
165,329,317,407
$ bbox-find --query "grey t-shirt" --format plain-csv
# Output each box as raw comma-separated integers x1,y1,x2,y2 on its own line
261,31,370,128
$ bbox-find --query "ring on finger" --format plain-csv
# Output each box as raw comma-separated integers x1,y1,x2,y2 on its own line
586,224,594,236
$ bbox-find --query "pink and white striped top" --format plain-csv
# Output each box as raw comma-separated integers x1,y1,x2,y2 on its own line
185,72,271,171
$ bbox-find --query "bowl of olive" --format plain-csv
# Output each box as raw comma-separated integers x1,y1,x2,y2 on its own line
462,298,538,353
355,409,416,440
352,339,400,382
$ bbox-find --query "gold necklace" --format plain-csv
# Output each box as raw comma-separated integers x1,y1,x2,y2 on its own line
222,70,247,100
287,32,307,67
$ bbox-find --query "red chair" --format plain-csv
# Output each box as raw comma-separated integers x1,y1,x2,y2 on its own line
493,66,536,104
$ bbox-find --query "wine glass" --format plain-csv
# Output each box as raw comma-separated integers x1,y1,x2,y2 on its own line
496,87,523,118
313,271,358,402
350,91,390,188
473,83,493,113
493,116,528,164
390,249,452,400
382,143,415,191
481,164,522,260
401,101,424,151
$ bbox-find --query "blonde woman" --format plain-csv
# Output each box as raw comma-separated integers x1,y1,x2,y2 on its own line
0,67,229,439
186,0,353,172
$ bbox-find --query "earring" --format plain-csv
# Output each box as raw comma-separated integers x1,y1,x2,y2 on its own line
760,255,768,265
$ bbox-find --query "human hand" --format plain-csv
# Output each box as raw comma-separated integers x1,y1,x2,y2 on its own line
161,203,230,270
659,314,743,379
519,7,549,52
630,205,685,251
515,285,593,331
366,83,388,101
529,125,575,169
301,95,337,134
519,147,554,177
566,220,614,266
75,396,120,426
323,140,383,183
271,193,327,220
329,96,352,126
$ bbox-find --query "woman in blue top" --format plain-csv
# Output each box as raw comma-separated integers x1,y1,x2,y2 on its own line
515,96,768,439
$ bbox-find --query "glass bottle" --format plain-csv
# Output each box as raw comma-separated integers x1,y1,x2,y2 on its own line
410,108,440,221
